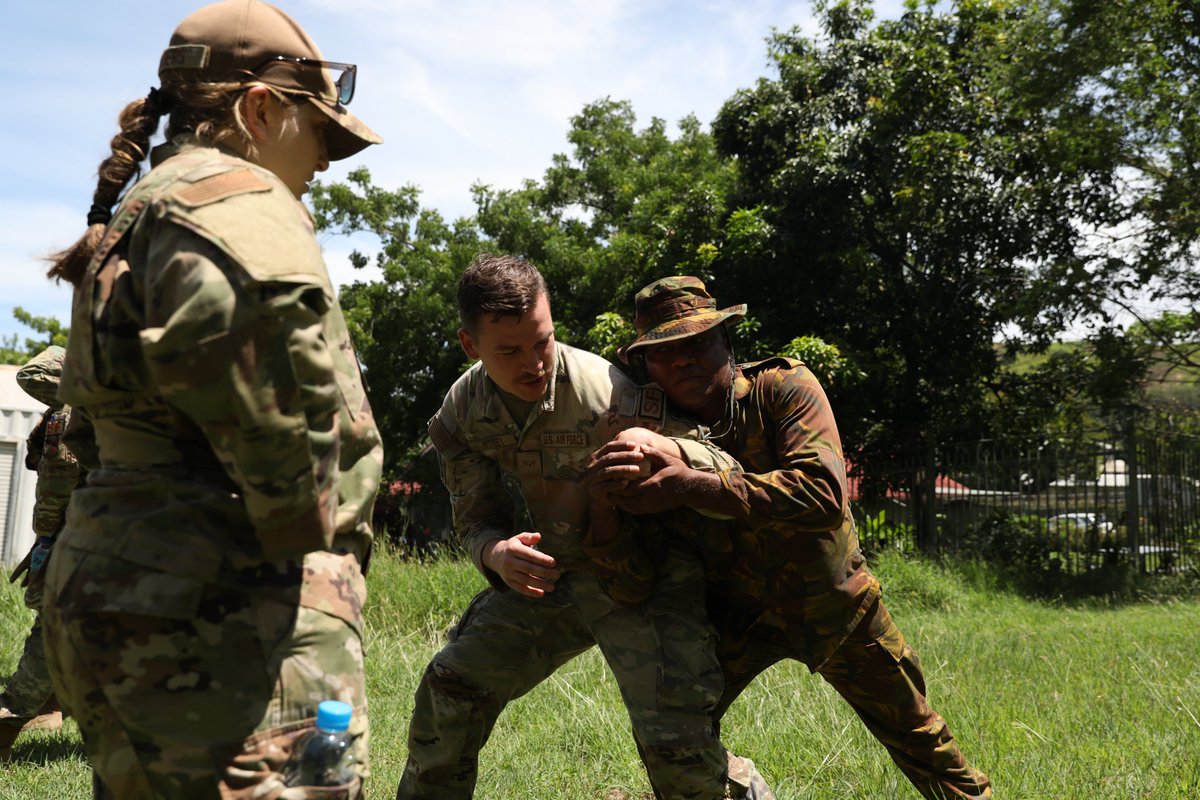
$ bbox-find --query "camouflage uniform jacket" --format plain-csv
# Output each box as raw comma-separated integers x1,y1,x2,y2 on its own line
428,342,733,590
16,346,83,539
701,357,880,668
591,357,880,670
58,137,381,610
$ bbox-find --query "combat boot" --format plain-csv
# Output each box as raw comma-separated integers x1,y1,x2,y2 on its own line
0,697,63,760
24,696,63,730
726,753,776,800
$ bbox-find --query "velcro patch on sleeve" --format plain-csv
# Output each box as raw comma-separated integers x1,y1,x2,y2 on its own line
428,416,464,458
636,386,666,425
618,388,638,418
174,169,273,207
517,452,542,476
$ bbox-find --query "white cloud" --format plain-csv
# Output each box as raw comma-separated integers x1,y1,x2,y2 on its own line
1,0,825,339
301,0,821,222
0,202,80,339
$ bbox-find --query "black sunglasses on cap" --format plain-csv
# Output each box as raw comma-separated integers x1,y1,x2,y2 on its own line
253,56,357,105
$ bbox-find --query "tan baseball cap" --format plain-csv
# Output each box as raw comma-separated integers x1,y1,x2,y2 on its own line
158,0,382,160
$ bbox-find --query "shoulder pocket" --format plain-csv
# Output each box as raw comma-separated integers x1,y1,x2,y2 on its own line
165,176,332,290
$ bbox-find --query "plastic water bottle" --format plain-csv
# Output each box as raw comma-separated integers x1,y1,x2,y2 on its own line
283,700,357,787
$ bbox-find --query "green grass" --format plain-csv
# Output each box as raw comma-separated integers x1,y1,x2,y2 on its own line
2,546,1198,799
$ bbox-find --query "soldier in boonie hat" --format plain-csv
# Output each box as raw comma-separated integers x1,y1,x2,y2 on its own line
618,276,747,364
159,0,381,161
591,276,995,800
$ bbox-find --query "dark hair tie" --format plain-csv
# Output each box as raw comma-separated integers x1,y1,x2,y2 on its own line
87,203,113,227
146,86,176,114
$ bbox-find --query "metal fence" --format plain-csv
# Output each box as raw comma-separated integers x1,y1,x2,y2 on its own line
849,428,1200,577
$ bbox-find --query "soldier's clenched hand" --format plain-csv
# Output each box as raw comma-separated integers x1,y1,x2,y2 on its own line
587,439,651,500
608,445,699,515
482,532,561,598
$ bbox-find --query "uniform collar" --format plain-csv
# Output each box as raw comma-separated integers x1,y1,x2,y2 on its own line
149,133,245,169
731,364,751,401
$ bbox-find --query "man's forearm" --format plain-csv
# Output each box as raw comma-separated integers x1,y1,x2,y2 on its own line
479,536,504,573
465,528,512,591
676,468,748,521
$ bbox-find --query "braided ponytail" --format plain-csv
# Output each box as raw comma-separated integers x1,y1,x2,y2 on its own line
46,89,172,286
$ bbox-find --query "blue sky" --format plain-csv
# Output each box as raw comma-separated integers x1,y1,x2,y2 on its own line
0,0,849,340
2,0,1171,350
1,0,922,344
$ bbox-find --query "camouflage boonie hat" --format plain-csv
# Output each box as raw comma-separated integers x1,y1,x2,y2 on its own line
618,276,747,363
15,346,66,406
159,0,382,160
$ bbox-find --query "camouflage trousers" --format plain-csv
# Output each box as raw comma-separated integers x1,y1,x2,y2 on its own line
398,544,731,800
1,614,55,719
43,544,369,800
714,598,992,800
2,541,56,718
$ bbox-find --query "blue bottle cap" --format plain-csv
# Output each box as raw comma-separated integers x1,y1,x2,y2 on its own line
315,700,353,732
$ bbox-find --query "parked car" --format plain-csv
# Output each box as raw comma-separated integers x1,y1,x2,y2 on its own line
1047,512,1115,535
1048,512,1116,552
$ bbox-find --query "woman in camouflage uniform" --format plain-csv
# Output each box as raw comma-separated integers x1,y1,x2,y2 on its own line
40,2,383,797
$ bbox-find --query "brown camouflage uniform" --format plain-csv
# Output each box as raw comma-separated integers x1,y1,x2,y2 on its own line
43,137,381,799
0,346,81,757
594,358,992,799
399,342,758,800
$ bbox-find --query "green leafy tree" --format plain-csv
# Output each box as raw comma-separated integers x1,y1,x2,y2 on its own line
1008,0,1200,334
992,0,1200,432
475,98,737,352
777,335,865,390
709,0,1174,464
0,307,68,365
310,169,489,476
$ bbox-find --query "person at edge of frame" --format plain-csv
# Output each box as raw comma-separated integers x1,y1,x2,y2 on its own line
0,346,85,760
397,253,773,800
585,276,994,800
39,1,384,798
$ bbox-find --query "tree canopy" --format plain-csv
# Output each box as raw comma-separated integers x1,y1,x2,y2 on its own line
312,0,1199,478
309,172,485,476
0,307,68,366
311,99,737,473
708,0,1181,456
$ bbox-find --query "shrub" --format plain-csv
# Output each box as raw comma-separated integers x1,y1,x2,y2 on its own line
963,511,1051,572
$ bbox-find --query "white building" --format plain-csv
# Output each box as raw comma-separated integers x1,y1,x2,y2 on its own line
0,364,46,567
1094,456,1197,513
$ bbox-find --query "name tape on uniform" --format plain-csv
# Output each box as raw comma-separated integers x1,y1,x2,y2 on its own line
541,432,587,448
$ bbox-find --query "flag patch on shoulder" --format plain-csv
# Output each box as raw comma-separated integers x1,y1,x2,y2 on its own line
174,169,272,207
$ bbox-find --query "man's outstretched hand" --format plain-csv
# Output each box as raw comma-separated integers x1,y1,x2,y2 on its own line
482,532,560,597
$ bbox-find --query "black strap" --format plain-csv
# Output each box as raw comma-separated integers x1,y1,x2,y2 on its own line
86,203,112,226
146,85,176,114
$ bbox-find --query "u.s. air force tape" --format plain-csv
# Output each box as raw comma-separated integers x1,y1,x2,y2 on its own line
541,432,587,447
